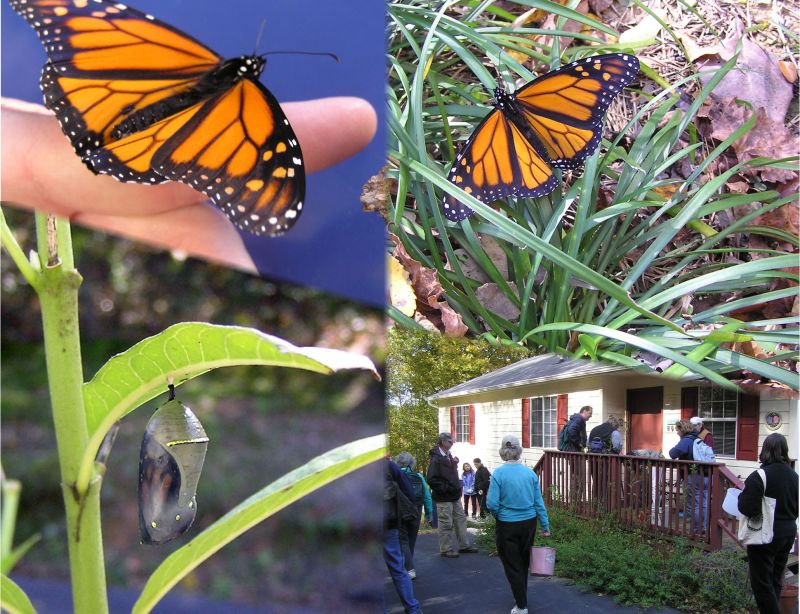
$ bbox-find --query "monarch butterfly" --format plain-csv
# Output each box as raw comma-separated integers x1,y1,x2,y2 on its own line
442,53,639,222
9,0,305,236
138,395,209,545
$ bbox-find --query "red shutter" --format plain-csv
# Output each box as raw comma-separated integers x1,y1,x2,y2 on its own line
736,392,760,461
521,398,530,448
468,405,475,444
681,387,698,421
450,407,456,440
557,394,568,430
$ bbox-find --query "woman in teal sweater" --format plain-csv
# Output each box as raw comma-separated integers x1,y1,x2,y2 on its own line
486,435,551,614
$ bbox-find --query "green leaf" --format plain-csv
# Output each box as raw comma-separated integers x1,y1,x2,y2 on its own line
77,323,378,495
132,434,386,614
0,575,37,614
0,534,40,576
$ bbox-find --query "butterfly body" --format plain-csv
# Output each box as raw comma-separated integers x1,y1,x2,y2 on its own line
12,0,305,236
110,55,267,140
442,53,639,222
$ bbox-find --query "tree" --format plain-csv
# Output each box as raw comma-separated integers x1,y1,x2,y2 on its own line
386,328,531,471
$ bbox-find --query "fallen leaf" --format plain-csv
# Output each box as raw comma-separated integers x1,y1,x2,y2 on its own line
388,255,416,317
390,235,468,337
778,61,798,84
618,8,666,45
475,283,521,322
360,167,391,219
695,20,793,123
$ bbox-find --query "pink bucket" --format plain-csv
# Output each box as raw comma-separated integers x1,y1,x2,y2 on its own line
529,546,556,576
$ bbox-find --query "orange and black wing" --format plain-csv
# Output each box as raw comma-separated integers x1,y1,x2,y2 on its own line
442,109,558,221
9,0,221,182
513,53,639,169
88,79,305,236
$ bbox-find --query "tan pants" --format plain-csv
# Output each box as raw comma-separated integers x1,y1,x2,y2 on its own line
436,501,470,553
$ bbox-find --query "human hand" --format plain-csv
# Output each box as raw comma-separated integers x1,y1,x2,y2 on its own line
1,96,377,271
541,530,551,537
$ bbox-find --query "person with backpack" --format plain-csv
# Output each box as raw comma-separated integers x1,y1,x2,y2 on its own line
669,420,715,534
384,459,422,613
560,406,593,452
395,452,433,580
689,416,716,452
473,458,491,519
587,415,623,454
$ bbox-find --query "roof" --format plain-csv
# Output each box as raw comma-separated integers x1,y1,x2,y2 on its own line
427,353,630,402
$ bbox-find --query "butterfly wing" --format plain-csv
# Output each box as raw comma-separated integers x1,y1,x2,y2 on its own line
442,109,558,221
513,53,639,169
10,0,222,180
88,79,305,236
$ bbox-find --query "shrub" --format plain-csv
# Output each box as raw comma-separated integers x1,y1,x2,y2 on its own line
476,508,756,613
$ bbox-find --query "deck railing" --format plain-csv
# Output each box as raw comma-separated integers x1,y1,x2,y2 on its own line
532,450,735,550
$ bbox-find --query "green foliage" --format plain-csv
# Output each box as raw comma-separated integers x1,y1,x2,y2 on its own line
387,0,799,387
386,327,530,469
477,507,755,613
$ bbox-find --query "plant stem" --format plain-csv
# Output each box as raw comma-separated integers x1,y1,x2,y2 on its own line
35,213,108,613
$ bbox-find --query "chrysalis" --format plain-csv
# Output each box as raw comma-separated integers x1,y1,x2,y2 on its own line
137,393,209,545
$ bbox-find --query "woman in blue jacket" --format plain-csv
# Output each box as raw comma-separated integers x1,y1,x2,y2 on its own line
487,435,551,614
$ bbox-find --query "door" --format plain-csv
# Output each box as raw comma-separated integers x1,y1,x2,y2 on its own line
627,387,664,452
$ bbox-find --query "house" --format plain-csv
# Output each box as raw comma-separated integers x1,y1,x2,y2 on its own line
428,354,798,481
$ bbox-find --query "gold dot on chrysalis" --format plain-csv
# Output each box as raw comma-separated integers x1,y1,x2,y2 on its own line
151,521,157,528
175,514,181,521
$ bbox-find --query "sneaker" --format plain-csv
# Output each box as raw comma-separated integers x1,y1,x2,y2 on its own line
408,569,416,580
440,550,459,558
458,546,478,553
511,607,528,614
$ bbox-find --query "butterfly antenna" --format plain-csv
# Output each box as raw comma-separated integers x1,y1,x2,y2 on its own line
260,50,340,63
253,19,267,55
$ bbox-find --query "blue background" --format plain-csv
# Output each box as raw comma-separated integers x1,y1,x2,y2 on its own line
2,0,386,306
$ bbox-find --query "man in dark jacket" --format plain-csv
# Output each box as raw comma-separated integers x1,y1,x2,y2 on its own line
426,433,477,557
473,458,491,519
563,406,593,452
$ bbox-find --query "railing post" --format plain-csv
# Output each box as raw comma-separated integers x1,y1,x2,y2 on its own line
709,464,722,550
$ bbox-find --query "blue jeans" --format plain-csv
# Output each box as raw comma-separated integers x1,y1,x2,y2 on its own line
689,474,709,534
384,528,421,613
399,509,422,571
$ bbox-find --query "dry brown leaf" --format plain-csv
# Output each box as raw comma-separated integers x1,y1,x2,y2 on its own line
697,97,798,184
778,61,798,84
390,234,468,337
475,283,521,323
695,21,793,124
360,167,391,219
618,8,666,45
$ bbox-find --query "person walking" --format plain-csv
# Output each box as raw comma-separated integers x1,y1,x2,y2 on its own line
394,451,433,580
738,433,798,614
473,458,491,519
689,416,716,452
563,406,592,452
461,462,478,518
384,459,422,613
487,435,551,614
426,432,477,557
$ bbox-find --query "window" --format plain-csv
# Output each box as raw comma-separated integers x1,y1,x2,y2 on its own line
454,405,470,443
698,385,737,456
530,395,558,448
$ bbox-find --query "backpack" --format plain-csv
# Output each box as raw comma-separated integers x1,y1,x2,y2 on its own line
405,472,425,507
557,426,569,451
589,437,606,454
692,437,716,463
588,422,614,454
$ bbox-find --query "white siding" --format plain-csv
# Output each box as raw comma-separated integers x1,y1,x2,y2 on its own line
436,374,798,482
